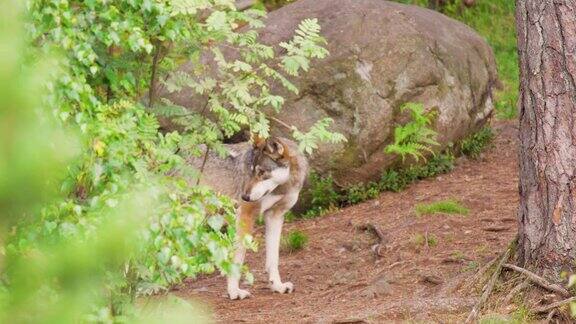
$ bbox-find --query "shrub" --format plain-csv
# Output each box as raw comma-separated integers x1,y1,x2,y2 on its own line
300,151,456,218
307,172,341,210
3,0,345,321
460,127,494,159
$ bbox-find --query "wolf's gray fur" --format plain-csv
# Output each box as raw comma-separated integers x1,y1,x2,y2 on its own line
185,137,309,299
187,138,308,201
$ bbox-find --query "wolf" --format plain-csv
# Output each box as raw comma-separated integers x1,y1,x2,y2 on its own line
188,135,308,299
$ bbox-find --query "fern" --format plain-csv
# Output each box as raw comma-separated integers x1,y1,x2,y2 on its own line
385,103,439,162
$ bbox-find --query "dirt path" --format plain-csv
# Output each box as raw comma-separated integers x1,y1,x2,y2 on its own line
175,121,519,323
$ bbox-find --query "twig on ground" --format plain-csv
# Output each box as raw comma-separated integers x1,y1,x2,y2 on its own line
355,223,387,257
503,278,530,304
465,248,512,323
385,260,405,270
546,309,557,323
463,255,498,291
502,264,571,297
332,318,368,324
535,296,576,314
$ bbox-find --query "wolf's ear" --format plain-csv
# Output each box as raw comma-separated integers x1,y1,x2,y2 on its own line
252,133,266,149
265,138,288,159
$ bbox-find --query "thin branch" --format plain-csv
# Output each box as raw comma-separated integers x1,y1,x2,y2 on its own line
465,248,512,323
464,256,498,291
502,264,571,297
503,279,530,304
235,0,255,11
545,309,557,323
195,100,213,186
355,223,387,257
269,116,294,132
148,40,164,107
535,296,576,313
355,223,386,242
196,146,210,186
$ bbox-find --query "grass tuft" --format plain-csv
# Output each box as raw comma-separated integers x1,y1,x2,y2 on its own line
410,232,438,248
281,230,308,253
415,199,469,217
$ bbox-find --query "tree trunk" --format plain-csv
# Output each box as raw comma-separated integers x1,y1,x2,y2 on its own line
516,0,576,278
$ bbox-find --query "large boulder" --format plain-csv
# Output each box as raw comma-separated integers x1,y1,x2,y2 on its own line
162,0,498,185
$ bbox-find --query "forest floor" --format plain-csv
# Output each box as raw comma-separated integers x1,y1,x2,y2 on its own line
174,120,519,323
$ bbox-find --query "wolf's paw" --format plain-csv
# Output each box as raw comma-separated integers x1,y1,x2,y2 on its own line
228,288,251,300
270,281,294,294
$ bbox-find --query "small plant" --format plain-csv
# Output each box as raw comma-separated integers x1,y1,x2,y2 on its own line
463,261,479,272
415,199,469,217
281,230,308,253
510,304,534,323
284,211,296,223
451,250,467,260
460,127,494,159
344,182,380,205
478,314,514,324
410,233,438,248
307,172,341,210
301,204,339,219
385,103,439,162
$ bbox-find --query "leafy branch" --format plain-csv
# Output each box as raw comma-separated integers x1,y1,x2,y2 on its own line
385,103,439,162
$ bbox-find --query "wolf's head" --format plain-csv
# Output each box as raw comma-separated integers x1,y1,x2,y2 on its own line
241,136,290,202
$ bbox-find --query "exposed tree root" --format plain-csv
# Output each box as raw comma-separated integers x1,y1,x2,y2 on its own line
535,296,576,314
464,236,575,322
502,264,571,298
503,278,530,304
545,309,557,323
463,255,498,291
465,247,512,323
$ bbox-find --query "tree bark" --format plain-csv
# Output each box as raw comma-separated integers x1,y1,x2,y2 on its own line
516,0,576,278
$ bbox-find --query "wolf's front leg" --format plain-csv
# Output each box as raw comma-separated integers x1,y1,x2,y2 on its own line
227,202,256,300
265,209,293,294
227,247,250,300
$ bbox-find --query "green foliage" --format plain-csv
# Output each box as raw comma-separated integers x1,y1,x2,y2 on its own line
307,172,340,209
3,0,340,321
281,230,308,253
301,152,455,218
415,199,469,217
344,182,380,205
510,304,534,323
161,15,344,154
460,127,494,159
394,0,518,119
0,2,202,321
385,103,439,162
299,100,456,218
300,205,338,219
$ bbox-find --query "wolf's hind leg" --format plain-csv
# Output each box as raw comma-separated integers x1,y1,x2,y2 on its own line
227,202,256,300
265,209,293,294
